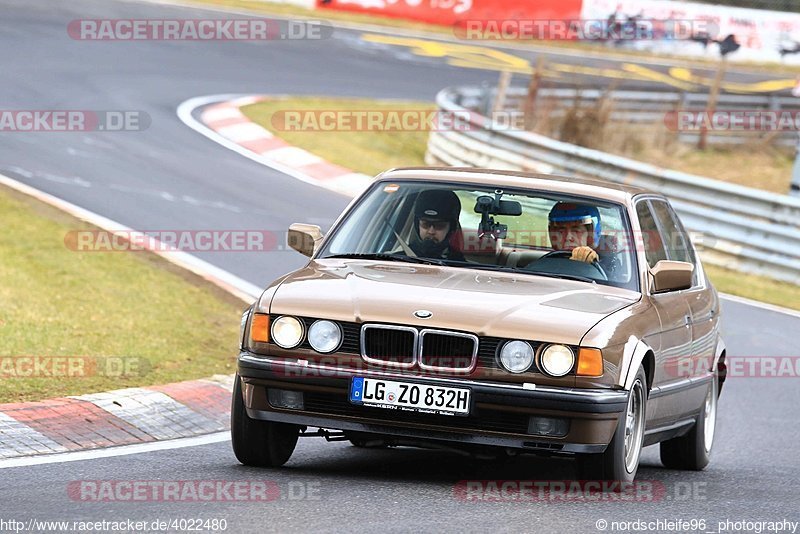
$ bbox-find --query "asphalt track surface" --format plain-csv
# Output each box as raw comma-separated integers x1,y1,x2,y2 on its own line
1,0,799,532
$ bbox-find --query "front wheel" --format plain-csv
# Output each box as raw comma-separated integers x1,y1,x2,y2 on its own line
578,366,647,482
660,372,718,470
231,375,299,467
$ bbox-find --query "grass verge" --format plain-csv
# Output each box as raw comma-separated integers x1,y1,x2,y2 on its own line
242,95,800,311
530,103,794,194
241,96,433,176
0,186,245,403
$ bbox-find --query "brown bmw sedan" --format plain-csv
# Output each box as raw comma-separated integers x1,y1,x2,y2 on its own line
232,167,726,482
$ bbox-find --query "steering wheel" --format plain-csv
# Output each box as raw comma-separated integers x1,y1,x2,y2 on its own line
537,250,608,279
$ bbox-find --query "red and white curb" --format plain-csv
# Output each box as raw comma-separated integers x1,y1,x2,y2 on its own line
0,376,233,461
177,94,372,198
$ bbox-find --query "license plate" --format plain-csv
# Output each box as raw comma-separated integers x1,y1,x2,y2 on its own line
349,377,470,416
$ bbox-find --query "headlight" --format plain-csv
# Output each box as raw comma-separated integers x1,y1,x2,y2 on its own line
271,316,304,349
499,340,535,373
308,320,342,353
540,344,575,377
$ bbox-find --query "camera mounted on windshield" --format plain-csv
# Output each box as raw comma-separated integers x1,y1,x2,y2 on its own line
474,189,522,240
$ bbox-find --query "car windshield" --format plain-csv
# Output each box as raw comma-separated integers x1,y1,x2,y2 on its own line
319,181,639,291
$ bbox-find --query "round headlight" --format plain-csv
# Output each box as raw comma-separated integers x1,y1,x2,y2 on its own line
308,320,342,354
499,340,535,373
540,344,575,377
271,316,304,349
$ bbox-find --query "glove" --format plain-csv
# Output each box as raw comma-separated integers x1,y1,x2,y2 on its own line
570,246,599,264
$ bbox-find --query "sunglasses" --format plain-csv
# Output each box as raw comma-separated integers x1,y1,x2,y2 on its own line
419,219,450,231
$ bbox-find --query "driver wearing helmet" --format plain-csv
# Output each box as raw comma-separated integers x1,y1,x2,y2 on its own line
547,202,603,264
410,190,466,262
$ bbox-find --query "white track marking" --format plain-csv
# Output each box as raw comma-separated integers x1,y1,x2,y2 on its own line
201,106,245,122
216,122,273,143
0,432,230,469
264,146,323,167
719,293,800,319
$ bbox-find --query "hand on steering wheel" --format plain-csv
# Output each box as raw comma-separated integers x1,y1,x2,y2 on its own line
538,249,608,279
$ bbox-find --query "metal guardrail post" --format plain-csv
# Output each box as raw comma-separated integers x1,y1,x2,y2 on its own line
492,71,512,115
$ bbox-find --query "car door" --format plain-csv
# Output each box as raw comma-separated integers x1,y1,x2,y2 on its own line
649,199,718,409
636,199,693,427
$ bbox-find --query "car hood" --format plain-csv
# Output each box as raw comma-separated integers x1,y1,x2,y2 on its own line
265,259,640,345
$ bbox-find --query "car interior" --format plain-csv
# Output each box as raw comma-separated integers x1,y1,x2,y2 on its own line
383,188,635,285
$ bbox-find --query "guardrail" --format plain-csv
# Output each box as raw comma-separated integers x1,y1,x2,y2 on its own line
468,85,800,147
426,86,800,284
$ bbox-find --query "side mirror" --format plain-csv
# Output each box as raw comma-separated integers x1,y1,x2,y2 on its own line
650,260,694,293
287,223,324,257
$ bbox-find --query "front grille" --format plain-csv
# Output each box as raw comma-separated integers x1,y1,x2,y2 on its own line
282,317,555,375
361,325,417,367
419,330,477,371
478,337,504,369
303,391,530,435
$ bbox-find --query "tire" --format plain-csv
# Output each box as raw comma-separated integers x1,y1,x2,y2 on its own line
231,375,299,467
578,366,647,483
660,372,718,471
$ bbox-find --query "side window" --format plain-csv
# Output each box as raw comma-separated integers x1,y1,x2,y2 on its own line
650,200,699,286
635,201,667,268
650,201,690,263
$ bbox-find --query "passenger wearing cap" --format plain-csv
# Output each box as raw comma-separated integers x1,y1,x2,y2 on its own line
410,190,466,262
548,202,603,265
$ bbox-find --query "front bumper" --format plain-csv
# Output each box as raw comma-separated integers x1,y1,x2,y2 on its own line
238,351,629,454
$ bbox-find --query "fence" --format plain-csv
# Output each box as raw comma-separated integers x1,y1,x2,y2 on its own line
470,85,800,148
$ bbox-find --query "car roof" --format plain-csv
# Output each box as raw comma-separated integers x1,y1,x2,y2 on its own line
376,167,657,204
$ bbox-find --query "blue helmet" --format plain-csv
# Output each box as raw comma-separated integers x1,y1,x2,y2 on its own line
548,202,602,246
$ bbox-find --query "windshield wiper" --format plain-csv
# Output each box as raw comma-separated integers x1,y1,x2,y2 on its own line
447,262,595,282
322,253,446,266
524,270,597,284
323,255,596,282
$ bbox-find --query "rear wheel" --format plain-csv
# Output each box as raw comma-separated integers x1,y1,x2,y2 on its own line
578,366,647,483
660,372,717,470
231,375,299,467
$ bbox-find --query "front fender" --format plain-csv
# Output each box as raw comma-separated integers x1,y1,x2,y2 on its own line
621,337,655,391
715,336,727,394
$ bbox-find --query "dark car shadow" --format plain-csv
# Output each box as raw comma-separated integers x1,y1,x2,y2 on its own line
249,441,669,484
